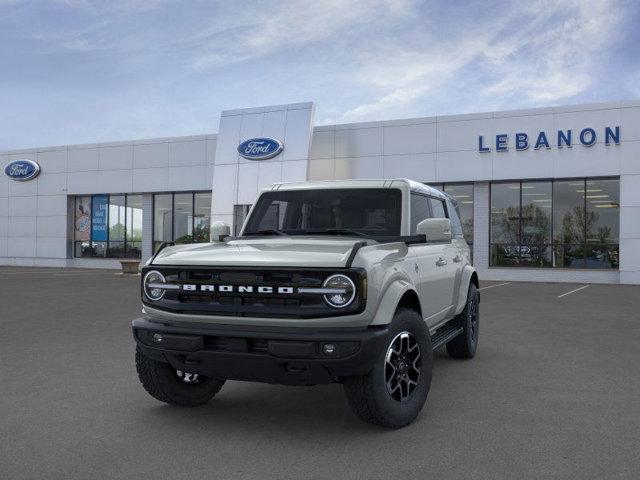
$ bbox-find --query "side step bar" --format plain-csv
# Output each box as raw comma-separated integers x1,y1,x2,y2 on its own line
430,324,464,350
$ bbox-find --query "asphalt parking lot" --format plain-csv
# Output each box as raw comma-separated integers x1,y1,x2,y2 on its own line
1,268,639,480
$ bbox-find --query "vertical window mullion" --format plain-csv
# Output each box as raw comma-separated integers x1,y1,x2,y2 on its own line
152,194,155,252
171,193,175,242
154,194,157,246
518,181,523,266
488,182,491,264
106,194,110,258
551,180,555,268
583,178,588,268
124,194,128,258
192,192,196,243
89,195,94,257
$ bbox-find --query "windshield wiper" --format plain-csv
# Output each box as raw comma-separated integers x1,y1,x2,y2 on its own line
304,228,368,237
244,229,288,236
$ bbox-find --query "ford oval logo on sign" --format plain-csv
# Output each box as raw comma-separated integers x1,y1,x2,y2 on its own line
237,137,283,160
4,159,41,181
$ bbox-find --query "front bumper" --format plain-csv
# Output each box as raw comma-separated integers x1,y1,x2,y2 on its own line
132,318,389,386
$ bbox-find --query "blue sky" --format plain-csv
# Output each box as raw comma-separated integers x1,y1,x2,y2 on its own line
1,0,639,150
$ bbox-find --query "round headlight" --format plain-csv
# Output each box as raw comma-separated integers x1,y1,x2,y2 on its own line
322,274,356,308
143,270,166,301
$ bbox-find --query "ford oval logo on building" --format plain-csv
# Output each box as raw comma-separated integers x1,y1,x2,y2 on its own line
237,138,283,160
4,159,41,181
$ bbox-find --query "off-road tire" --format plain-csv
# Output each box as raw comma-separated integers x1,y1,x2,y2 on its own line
343,308,433,428
135,346,225,406
446,283,479,359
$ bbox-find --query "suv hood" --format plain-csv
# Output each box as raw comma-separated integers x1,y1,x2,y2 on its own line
150,237,364,268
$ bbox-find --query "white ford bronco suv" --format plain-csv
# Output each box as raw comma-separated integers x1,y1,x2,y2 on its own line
133,179,479,427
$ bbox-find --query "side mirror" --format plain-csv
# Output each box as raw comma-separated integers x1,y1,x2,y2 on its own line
210,221,231,242
416,218,452,242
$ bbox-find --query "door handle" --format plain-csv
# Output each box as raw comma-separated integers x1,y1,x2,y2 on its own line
436,257,447,267
453,255,462,263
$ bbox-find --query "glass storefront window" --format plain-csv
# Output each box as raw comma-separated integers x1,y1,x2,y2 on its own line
126,195,143,258
73,193,143,259
553,180,586,268
174,193,193,244
553,180,586,246
74,196,92,257
194,193,212,243
153,194,172,252
586,179,619,243
153,192,212,251
491,178,619,269
553,244,586,269
585,178,619,269
490,182,520,267
520,181,552,267
108,195,126,257
91,194,108,257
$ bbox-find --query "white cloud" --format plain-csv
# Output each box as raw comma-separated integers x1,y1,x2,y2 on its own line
334,0,625,122
0,0,634,149
191,0,414,69
337,36,493,121
52,0,172,13
339,85,429,121
481,0,622,105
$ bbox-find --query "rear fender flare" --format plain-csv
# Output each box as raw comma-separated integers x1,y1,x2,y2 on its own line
454,266,478,315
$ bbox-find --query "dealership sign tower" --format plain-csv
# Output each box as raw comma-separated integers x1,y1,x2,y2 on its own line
209,103,315,228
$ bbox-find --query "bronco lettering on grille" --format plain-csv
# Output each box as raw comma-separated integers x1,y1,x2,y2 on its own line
181,284,295,294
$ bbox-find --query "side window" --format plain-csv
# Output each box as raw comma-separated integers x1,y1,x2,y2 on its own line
429,197,447,219
446,198,464,237
410,194,431,234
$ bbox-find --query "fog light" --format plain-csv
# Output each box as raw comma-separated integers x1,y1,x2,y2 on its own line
152,333,163,343
322,343,336,355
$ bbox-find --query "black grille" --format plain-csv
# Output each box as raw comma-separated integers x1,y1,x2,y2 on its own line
143,266,366,319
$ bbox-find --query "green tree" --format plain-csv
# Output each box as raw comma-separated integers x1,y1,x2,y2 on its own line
109,223,125,241
175,225,210,244
520,204,551,266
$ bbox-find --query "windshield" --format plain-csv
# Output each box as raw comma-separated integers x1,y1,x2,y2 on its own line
243,188,402,237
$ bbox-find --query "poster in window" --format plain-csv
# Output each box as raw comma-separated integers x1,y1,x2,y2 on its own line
91,195,108,242
74,196,91,241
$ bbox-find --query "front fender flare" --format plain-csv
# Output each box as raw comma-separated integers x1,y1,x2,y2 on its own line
370,280,418,326
454,265,478,315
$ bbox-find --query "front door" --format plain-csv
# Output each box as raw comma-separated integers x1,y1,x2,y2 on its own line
412,242,457,327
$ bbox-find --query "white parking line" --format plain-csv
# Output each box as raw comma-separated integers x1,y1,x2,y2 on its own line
478,282,511,291
557,284,590,298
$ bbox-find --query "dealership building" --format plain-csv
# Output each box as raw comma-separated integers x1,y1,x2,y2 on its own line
1,100,639,284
